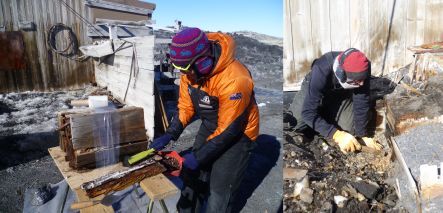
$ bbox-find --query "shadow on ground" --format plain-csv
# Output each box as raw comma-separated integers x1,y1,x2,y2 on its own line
232,134,281,212
0,132,58,170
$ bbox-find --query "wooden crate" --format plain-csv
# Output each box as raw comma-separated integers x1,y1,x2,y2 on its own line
57,106,149,168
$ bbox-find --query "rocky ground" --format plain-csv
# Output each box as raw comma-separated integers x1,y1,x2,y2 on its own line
282,82,407,212
282,131,401,212
0,88,92,212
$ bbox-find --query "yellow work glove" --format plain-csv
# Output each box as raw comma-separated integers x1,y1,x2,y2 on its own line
332,130,362,153
361,137,383,150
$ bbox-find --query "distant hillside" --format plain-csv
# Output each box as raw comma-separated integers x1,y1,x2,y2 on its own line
234,31,283,47
229,33,283,90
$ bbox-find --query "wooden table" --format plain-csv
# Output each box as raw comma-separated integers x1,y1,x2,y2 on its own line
48,146,179,213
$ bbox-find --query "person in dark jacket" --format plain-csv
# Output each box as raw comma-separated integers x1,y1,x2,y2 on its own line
289,48,382,153
149,28,259,212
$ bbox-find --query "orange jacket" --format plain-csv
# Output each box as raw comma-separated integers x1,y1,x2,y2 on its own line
166,32,259,165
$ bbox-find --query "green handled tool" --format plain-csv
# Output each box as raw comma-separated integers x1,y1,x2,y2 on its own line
124,148,156,166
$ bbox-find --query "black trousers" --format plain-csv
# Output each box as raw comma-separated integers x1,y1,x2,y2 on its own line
177,125,254,213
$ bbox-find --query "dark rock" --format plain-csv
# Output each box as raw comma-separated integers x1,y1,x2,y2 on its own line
351,181,381,200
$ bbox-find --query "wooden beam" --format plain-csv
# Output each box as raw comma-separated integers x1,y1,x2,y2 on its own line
81,158,166,198
87,24,152,38
84,0,153,15
95,18,153,26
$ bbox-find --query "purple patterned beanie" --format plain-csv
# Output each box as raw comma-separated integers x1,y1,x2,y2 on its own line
170,28,214,75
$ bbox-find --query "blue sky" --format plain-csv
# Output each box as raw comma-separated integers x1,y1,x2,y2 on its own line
144,0,282,38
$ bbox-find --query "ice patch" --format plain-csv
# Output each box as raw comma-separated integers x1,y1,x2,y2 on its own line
258,103,266,107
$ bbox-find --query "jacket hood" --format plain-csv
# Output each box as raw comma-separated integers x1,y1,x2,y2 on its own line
207,32,236,76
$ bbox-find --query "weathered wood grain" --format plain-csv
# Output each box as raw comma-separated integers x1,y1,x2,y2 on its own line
0,0,95,92
67,107,147,150
284,0,443,91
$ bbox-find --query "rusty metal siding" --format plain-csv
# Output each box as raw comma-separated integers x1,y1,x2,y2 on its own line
0,0,94,93
284,0,443,91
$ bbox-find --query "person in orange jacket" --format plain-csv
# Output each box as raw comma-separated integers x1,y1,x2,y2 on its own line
150,27,259,212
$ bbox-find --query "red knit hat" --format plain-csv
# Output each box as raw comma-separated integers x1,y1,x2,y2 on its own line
338,49,369,81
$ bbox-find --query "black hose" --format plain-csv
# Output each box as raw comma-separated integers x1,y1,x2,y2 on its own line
47,23,89,61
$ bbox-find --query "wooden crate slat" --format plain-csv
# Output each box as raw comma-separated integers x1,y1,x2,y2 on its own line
71,128,147,150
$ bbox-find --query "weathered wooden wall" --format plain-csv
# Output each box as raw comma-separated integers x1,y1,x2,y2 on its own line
0,0,94,92
284,0,443,91
94,36,155,139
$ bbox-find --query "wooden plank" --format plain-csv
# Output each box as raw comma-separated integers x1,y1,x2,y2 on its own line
289,0,311,85
87,24,152,38
79,40,114,58
350,0,369,53
368,0,388,75
84,0,153,15
283,0,295,90
385,74,443,135
9,0,19,31
385,0,407,74
140,174,179,200
81,160,166,198
74,189,114,213
48,146,126,190
68,107,144,127
71,129,147,150
94,69,154,100
329,0,350,51
405,0,418,65
95,18,152,26
114,56,154,70
309,0,331,55
427,0,443,43
415,0,426,45
0,1,5,27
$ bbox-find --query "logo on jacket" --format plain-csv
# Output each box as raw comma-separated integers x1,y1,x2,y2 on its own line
229,92,242,100
201,96,210,104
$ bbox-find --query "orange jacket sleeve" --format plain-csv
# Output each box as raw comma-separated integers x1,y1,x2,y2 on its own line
166,76,195,140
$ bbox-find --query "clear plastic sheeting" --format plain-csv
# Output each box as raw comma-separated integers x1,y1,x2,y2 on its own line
92,107,120,168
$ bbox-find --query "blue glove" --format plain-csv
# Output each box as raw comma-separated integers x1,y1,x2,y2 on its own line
149,134,172,151
183,152,199,170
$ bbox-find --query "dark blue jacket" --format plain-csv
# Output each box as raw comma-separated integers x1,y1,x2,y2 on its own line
301,51,370,138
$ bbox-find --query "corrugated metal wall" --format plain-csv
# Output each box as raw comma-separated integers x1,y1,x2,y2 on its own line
0,0,94,92
284,0,443,91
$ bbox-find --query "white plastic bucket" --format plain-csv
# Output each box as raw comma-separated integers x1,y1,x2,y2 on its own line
88,96,108,108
